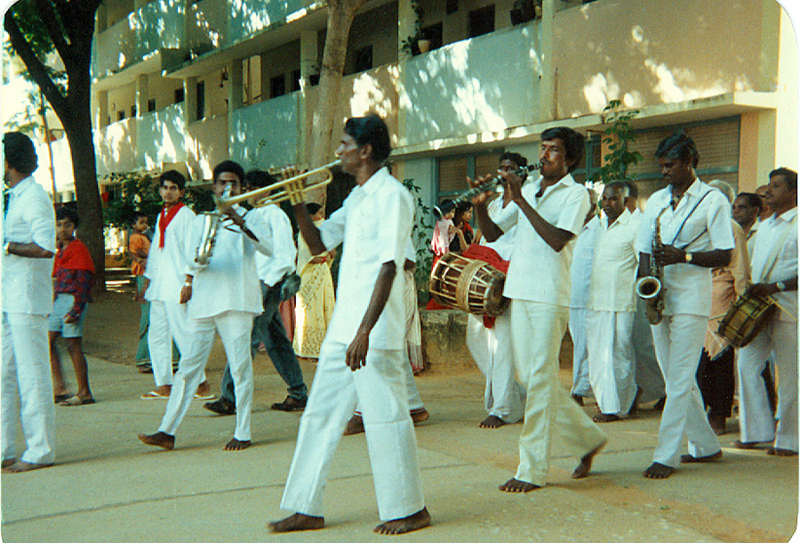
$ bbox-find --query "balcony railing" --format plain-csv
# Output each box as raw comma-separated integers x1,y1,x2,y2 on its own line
230,93,300,169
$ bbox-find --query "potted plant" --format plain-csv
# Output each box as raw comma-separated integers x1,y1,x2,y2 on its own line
590,99,643,185
400,1,427,57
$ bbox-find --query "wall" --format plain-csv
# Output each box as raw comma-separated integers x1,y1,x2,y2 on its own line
187,113,229,181
229,93,300,169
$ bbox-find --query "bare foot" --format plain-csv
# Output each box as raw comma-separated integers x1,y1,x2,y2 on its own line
767,447,798,457
224,438,251,451
571,393,584,406
499,478,541,493
344,414,365,436
138,431,175,450
479,415,507,429
410,408,429,425
374,507,431,535
2,461,53,473
592,413,621,423
572,440,607,479
268,513,324,532
643,462,675,479
680,450,722,463
1,458,15,468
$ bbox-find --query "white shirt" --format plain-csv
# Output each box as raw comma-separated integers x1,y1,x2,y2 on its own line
635,179,735,317
589,209,639,312
187,205,271,319
251,205,296,287
319,167,413,350
144,205,196,304
2,176,55,315
494,173,590,305
569,217,599,309
750,207,797,321
484,196,517,260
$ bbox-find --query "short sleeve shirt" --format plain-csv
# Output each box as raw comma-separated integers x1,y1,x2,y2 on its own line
750,208,797,321
319,167,414,350
635,179,735,316
588,209,639,312
494,174,590,305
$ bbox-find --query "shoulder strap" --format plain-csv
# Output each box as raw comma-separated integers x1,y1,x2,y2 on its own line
760,213,797,283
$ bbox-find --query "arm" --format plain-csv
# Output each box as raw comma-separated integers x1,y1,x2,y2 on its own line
292,203,328,255
750,276,798,297
469,174,506,243
5,241,54,259
64,270,94,323
655,245,732,268
345,261,397,371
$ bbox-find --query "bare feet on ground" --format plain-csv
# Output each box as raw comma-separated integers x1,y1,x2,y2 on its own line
768,447,798,457
344,414,365,436
138,431,175,450
572,440,607,479
268,513,324,532
410,408,429,425
374,507,431,535
1,458,15,469
479,415,507,429
592,413,621,423
643,462,675,479
680,450,722,463
499,478,541,493
224,438,251,451
2,461,53,473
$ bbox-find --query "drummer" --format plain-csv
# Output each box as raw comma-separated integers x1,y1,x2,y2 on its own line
735,167,797,456
470,127,607,493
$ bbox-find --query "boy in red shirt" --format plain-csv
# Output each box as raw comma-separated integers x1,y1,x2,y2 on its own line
49,207,95,406
129,211,153,373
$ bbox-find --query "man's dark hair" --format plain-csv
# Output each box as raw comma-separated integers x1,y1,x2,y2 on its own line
213,160,245,184
736,192,763,212
3,131,38,175
306,202,322,216
606,181,630,199
770,167,797,191
160,170,187,190
56,206,80,227
344,114,392,163
499,151,528,168
454,199,473,217
244,169,277,189
622,179,639,199
655,132,699,168
540,127,584,173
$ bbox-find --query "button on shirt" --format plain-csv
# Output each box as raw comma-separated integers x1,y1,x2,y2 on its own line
589,209,639,313
494,174,590,305
750,207,797,321
251,205,296,287
319,167,414,350
635,179,735,317
2,176,55,315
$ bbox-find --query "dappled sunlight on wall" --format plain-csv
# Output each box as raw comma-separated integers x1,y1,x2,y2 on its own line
559,0,767,118
95,118,138,175
229,0,305,43
188,0,227,53
346,65,399,134
187,114,228,182
138,104,188,171
231,94,299,169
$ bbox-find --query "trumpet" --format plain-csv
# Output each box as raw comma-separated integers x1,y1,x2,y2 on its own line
215,160,340,210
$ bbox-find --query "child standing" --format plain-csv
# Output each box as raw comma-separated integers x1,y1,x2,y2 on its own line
49,207,95,406
129,211,152,373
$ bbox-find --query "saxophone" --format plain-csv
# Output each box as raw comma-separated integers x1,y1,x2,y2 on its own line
194,184,232,266
636,206,669,324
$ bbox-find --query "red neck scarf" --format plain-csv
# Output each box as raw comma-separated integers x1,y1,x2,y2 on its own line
158,203,184,248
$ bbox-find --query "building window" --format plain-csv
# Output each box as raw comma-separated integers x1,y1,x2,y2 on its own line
271,74,286,98
196,81,205,120
436,151,502,205
468,5,495,38
130,105,137,117
353,45,373,73
291,69,301,92
421,23,443,50
174,87,185,104
446,0,459,15
117,110,125,121
147,99,156,112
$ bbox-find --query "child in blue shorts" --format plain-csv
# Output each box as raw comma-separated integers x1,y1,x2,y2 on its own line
49,207,95,406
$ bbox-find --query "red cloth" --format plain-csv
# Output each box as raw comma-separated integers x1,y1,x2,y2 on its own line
54,238,95,273
158,203,184,248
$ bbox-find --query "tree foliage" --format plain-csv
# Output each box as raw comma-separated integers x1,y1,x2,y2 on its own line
591,100,643,184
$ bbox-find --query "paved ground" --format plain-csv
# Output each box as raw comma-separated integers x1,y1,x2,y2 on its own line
1,348,797,543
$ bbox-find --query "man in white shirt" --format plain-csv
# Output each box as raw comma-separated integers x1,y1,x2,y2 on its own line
138,171,211,401
587,182,639,422
470,127,607,493
466,152,527,428
732,192,762,260
269,115,430,535
204,169,309,417
568,188,598,406
2,132,57,473
139,160,271,451
735,168,797,456
635,133,734,479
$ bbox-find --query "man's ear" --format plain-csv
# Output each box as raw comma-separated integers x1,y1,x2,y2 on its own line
359,143,373,161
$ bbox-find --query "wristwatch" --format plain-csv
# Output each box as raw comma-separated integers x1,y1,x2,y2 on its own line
776,281,786,292
684,251,693,264
3,242,10,255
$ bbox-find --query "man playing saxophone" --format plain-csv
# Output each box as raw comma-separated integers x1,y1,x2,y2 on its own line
634,133,734,479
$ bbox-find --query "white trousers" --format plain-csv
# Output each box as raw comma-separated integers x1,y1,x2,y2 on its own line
737,319,798,451
633,298,665,403
651,314,720,467
148,300,205,388
2,312,56,464
159,311,254,441
587,310,637,415
281,341,425,521
355,352,424,413
466,313,525,423
509,301,607,486
568,308,592,398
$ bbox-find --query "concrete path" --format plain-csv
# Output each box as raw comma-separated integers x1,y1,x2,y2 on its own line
1,353,797,543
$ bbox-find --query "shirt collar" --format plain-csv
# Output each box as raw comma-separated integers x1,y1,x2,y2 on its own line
772,207,798,224
533,172,575,197
9,175,35,196
361,167,388,195
604,207,631,229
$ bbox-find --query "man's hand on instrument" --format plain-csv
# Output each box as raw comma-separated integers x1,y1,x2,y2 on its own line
467,174,494,206
501,170,524,203
654,244,684,266
749,282,780,298
281,165,306,180
224,207,246,228
346,331,369,371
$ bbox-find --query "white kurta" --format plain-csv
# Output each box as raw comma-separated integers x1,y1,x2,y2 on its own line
569,218,599,398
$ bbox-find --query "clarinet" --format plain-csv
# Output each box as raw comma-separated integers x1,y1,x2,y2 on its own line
456,162,542,203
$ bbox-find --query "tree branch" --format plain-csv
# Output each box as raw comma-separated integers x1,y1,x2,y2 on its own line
34,0,75,69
